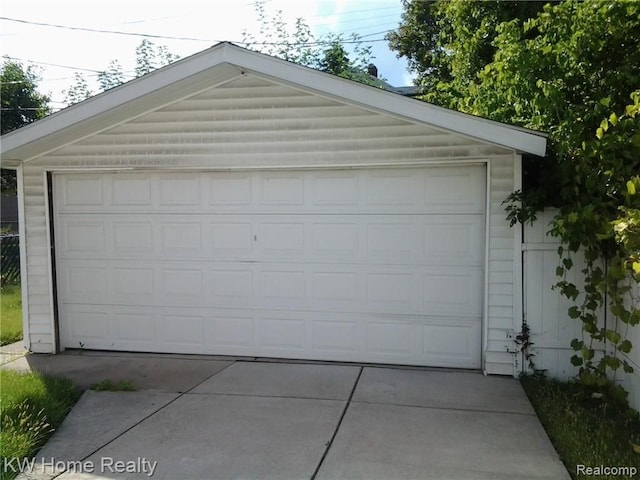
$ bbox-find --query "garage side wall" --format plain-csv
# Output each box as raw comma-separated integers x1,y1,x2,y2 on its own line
19,75,519,373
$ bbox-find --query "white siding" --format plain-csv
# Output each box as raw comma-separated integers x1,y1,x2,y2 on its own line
20,74,517,373
483,155,519,375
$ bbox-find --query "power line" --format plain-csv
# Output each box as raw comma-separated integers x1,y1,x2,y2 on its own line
3,55,138,79
0,16,391,46
3,55,108,73
0,16,212,42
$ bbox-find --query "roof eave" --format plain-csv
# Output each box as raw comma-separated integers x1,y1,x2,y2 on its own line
1,42,547,161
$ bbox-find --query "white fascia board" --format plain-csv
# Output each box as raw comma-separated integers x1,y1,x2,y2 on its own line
1,45,239,161
2,42,547,161
223,45,548,156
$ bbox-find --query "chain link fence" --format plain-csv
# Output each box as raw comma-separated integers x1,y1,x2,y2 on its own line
1,234,20,286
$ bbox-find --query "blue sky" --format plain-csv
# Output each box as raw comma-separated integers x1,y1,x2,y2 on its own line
1,0,413,110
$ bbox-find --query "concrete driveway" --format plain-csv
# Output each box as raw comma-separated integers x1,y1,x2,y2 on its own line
3,351,570,480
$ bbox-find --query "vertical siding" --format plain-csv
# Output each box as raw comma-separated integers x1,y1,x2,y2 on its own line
21,74,519,371
620,284,640,411
524,210,640,412
523,210,587,379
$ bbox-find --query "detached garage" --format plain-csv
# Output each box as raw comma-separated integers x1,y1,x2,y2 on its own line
1,42,546,375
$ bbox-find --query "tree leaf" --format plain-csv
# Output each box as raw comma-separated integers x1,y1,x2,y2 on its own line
619,339,632,354
605,330,621,344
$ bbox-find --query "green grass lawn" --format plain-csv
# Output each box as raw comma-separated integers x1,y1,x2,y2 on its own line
0,285,22,346
522,375,640,480
0,370,81,480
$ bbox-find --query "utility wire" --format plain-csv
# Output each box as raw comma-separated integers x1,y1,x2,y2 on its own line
3,55,138,77
0,17,212,42
0,16,391,45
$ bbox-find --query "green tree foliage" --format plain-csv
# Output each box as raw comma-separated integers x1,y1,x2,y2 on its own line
63,72,93,106
135,39,179,77
1,59,50,135
64,40,179,106
241,1,381,86
386,0,549,106
1,59,51,195
386,1,443,87
389,0,640,390
552,93,640,393
97,60,126,91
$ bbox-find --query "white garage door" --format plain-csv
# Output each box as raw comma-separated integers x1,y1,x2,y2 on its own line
54,166,485,367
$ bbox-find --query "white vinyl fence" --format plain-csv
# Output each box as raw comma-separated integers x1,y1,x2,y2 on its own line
523,209,640,411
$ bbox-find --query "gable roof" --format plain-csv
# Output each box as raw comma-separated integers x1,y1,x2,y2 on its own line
1,42,547,162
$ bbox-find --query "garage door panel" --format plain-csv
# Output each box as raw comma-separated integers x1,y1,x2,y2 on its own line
260,173,305,205
63,221,106,253
210,222,254,254
312,222,359,257
260,315,306,352
160,314,205,347
312,173,360,206
208,314,255,349
159,176,202,205
208,173,253,206
63,310,109,347
57,213,483,266
258,222,305,256
423,268,483,316
366,272,416,308
113,313,156,344
64,266,107,303
55,166,486,368
367,321,413,355
263,271,306,303
113,221,153,253
423,216,484,265
57,168,485,215
210,269,254,299
114,267,154,298
422,320,481,367
61,176,104,206
59,306,481,367
423,169,485,213
57,259,481,318
161,268,203,299
367,171,416,206
160,222,203,253
366,222,416,260
112,177,152,206
311,317,360,354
